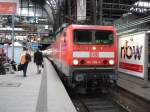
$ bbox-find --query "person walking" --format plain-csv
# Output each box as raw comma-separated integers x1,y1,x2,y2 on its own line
19,47,31,77
34,49,43,74
0,56,6,75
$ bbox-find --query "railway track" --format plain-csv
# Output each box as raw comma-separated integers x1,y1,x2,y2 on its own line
110,87,150,112
69,89,127,112
51,60,150,112
69,87,150,112
77,94,127,112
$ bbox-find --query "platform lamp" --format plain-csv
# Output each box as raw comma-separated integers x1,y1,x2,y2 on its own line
11,13,15,61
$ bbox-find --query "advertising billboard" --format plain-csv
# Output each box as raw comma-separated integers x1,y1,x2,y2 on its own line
0,2,17,14
118,32,146,78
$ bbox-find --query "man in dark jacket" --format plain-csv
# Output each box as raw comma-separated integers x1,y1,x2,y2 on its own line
0,56,6,75
34,49,43,74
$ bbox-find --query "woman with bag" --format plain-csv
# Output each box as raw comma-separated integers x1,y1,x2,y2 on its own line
19,47,31,77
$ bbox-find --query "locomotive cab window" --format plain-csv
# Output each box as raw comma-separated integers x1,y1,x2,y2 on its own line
95,31,113,44
74,30,92,44
74,29,114,44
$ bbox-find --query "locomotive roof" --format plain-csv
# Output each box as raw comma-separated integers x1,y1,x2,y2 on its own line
55,24,116,35
67,24,116,31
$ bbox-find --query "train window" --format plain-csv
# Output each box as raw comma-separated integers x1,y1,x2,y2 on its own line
74,30,92,44
95,31,113,44
64,32,66,37
63,32,66,42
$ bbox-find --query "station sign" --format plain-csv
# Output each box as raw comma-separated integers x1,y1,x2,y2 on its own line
0,2,17,14
31,43,38,49
118,32,146,78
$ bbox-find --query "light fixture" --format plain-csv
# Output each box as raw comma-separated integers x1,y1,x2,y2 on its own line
73,59,78,65
109,60,114,65
92,46,96,50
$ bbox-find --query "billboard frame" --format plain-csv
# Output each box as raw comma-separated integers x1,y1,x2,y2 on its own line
118,31,149,86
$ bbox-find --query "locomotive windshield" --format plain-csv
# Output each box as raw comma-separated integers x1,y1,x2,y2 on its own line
95,30,113,44
74,30,114,44
73,30,92,43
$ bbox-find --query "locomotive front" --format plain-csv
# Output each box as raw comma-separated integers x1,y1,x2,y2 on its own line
69,25,117,88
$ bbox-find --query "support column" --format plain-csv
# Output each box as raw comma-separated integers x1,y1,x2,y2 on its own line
74,0,77,22
92,0,97,25
67,0,72,23
12,14,15,61
58,0,62,25
68,0,71,17
143,32,149,87
99,0,103,25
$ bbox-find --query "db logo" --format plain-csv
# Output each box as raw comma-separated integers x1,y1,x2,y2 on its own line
90,52,99,57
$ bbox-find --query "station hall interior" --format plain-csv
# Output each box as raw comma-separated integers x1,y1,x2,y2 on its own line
0,0,150,112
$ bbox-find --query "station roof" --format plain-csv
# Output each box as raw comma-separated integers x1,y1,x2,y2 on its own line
31,0,150,26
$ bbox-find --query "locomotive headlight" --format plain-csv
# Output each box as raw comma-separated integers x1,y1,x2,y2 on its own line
109,60,114,65
73,59,79,65
92,46,96,50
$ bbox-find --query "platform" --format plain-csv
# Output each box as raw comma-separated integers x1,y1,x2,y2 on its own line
0,59,77,112
117,72,150,101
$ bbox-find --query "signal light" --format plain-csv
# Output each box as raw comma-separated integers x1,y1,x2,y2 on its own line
80,60,86,64
73,59,79,65
103,60,108,64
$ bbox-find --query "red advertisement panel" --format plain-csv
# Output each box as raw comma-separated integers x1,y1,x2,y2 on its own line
119,62,143,73
0,2,17,14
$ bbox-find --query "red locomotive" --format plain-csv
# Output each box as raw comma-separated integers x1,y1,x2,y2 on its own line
50,24,117,89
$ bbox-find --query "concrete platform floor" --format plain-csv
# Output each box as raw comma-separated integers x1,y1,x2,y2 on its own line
0,59,77,112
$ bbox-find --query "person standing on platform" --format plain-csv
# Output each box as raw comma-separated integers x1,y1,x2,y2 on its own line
19,47,31,77
0,56,6,75
34,49,43,74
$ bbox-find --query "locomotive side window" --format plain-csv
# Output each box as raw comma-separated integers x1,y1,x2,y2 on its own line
63,32,66,43
95,31,113,44
74,30,92,43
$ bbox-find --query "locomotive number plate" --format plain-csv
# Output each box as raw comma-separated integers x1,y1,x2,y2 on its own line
90,52,99,57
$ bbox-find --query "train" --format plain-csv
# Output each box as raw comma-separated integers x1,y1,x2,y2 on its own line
48,24,117,89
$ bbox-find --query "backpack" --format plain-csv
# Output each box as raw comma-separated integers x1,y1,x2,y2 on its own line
20,54,26,64
25,53,31,62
